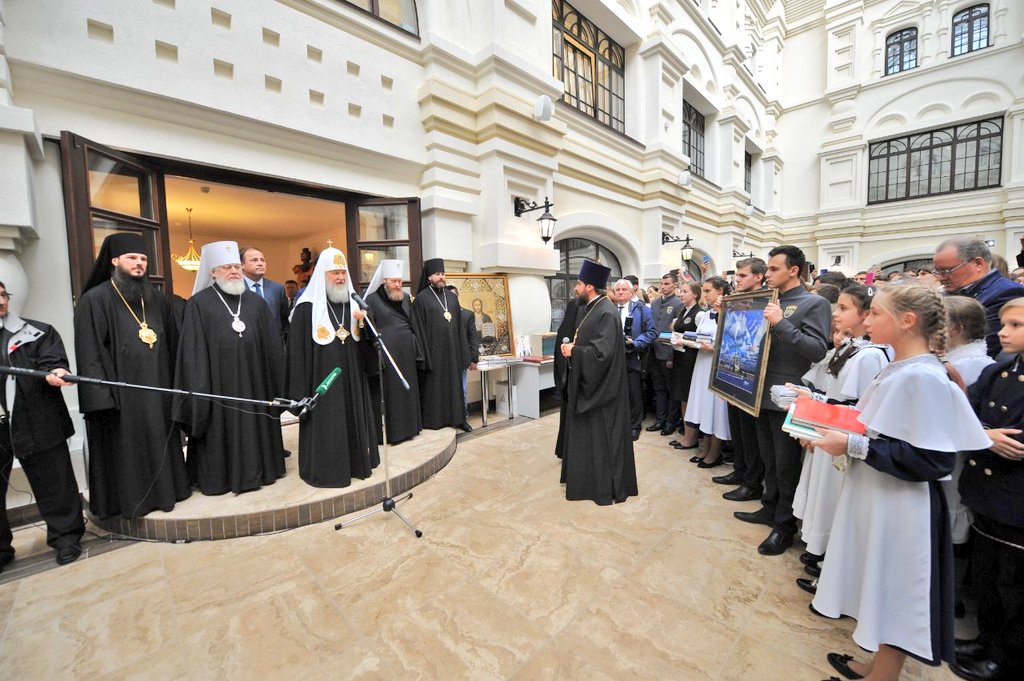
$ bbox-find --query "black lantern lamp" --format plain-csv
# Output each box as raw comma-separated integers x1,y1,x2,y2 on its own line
513,196,557,243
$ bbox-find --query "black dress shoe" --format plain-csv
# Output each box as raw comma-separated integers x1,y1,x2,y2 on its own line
660,425,676,436
827,652,865,680
712,471,742,485
955,638,987,661
459,422,474,433
645,422,665,432
733,507,773,525
689,455,703,463
796,577,817,595
631,429,640,441
805,562,822,577
673,441,698,450
56,542,82,566
800,551,824,565
757,530,794,555
697,457,723,469
949,658,1004,681
723,486,763,502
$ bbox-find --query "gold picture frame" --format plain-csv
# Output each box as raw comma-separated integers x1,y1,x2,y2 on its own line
708,288,778,416
444,273,515,358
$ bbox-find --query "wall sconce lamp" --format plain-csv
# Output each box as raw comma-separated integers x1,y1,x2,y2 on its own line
662,231,695,261
732,249,754,258
513,196,557,243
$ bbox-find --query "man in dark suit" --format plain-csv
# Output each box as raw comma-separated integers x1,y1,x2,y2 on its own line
647,272,682,435
612,279,655,440
240,246,290,343
934,237,1024,358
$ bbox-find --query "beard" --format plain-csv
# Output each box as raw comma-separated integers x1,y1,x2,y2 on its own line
385,287,404,302
113,267,150,302
214,276,246,296
326,283,350,304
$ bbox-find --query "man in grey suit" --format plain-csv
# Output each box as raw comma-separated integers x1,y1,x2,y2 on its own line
646,271,682,435
240,246,290,343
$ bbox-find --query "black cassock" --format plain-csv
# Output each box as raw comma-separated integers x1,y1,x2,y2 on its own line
556,295,638,505
74,282,191,518
365,287,423,444
174,285,285,495
411,285,469,429
287,301,379,487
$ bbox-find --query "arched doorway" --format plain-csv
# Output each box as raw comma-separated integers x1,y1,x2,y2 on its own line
546,237,623,331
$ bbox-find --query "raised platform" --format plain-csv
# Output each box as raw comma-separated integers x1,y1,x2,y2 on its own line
87,424,458,542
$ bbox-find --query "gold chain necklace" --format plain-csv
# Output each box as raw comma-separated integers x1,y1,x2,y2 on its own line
110,280,157,349
572,295,607,343
327,300,350,344
429,286,452,322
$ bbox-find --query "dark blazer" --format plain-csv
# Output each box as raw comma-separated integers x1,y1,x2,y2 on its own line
953,269,1024,358
650,294,681,361
760,285,832,412
963,356,1024,527
247,278,290,341
622,299,656,372
460,308,480,364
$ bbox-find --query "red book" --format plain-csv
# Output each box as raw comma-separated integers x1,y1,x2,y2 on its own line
790,396,866,436
522,355,553,364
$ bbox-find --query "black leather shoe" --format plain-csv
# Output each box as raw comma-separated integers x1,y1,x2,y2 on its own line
697,457,723,469
949,658,1004,681
631,429,640,441
645,422,665,432
955,638,987,661
757,530,793,555
712,471,742,485
458,422,474,433
796,577,817,595
805,562,822,577
723,486,763,502
827,652,865,680
660,425,677,436
800,551,824,565
672,441,698,450
689,455,703,463
733,507,773,525
56,542,82,566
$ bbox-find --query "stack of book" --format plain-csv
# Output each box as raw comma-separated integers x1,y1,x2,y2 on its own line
521,355,553,364
781,396,866,442
676,330,713,349
769,384,798,409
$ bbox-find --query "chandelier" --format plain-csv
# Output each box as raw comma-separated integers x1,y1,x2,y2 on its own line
172,207,202,272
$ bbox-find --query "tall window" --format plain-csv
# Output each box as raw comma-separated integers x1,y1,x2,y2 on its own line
867,116,1002,204
341,1,419,34
682,101,706,178
552,0,626,133
952,4,989,56
744,152,752,193
547,238,622,331
884,28,917,75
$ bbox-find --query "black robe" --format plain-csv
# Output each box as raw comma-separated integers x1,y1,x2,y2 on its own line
411,285,469,429
174,285,285,495
365,287,423,444
554,299,582,459
287,301,379,487
74,282,191,518
556,295,638,505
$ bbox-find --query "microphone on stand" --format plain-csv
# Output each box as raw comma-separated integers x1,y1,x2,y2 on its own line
301,367,342,415
350,292,368,309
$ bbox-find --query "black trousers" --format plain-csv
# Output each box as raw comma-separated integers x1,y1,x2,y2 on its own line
650,358,679,426
754,409,803,535
1,424,85,558
727,404,765,489
626,368,643,431
971,514,1024,672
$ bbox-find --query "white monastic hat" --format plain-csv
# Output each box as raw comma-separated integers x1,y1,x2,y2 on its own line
292,247,361,345
362,258,405,298
192,240,241,295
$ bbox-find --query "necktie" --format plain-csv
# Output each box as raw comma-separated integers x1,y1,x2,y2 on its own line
254,282,263,298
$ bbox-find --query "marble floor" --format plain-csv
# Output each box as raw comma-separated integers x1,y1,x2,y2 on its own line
0,415,966,681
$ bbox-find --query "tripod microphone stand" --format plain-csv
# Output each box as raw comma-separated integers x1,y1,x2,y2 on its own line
335,297,422,537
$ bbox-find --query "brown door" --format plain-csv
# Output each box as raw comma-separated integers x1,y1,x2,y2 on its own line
60,131,172,301
346,197,423,294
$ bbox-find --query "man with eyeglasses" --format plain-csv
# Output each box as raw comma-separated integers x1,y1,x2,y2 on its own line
933,237,1024,357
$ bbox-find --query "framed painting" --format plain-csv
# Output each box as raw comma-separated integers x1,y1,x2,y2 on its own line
708,288,778,416
445,273,515,358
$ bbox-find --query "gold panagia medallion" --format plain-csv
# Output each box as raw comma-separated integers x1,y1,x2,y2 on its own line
138,324,158,349
443,311,452,322
336,325,350,343
316,325,331,341
333,253,345,268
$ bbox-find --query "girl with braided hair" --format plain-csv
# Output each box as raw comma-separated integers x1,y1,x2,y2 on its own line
808,283,991,681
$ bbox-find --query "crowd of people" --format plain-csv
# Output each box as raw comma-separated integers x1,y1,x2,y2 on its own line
1,235,477,572
555,237,1022,681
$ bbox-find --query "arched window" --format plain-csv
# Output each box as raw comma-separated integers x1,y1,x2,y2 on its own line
952,4,989,56
343,0,419,35
884,28,917,75
547,238,622,330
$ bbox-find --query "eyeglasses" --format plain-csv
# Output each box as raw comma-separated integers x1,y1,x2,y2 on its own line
931,260,973,278
0,293,11,301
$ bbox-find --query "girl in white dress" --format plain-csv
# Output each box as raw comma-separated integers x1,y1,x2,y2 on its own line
809,283,991,681
792,286,890,574
684,277,732,468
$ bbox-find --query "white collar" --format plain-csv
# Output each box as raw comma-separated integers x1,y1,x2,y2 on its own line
244,276,264,288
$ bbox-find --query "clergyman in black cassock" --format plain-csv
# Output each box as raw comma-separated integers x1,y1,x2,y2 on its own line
287,247,379,487
411,258,470,430
363,258,423,444
556,259,638,505
74,233,190,518
174,240,286,495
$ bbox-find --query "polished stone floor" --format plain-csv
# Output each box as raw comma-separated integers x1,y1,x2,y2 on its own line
0,415,965,680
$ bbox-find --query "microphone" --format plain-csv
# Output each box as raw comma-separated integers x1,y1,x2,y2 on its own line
350,292,368,310
302,367,342,415
562,337,571,369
